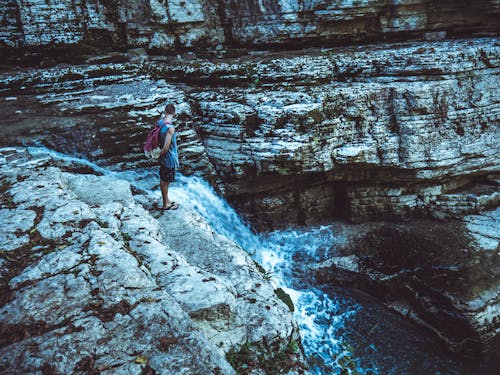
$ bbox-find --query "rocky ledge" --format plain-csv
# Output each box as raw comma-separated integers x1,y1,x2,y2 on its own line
314,215,500,363
0,147,305,374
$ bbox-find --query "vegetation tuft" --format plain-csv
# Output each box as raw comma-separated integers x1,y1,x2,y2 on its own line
274,288,294,312
226,338,304,375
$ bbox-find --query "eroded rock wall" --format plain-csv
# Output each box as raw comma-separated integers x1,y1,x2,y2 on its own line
152,37,500,228
0,37,498,228
1,0,223,52
314,216,500,359
1,0,499,52
221,0,500,45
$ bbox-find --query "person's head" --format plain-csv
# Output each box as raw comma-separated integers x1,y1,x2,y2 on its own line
164,103,176,117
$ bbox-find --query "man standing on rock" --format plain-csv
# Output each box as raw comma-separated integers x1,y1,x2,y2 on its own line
158,103,180,210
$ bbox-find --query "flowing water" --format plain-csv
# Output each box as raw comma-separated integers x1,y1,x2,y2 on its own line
29,147,488,374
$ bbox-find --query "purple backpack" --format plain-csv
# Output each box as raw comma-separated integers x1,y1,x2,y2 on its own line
144,122,163,159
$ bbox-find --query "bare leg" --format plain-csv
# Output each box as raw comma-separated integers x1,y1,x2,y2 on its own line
160,180,170,208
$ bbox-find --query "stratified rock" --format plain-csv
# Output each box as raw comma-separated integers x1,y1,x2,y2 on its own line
0,67,216,179
0,37,498,228
314,217,500,361
1,0,498,55
163,38,499,228
0,147,304,374
0,0,223,54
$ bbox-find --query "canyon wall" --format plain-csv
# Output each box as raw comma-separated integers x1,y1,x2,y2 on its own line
1,0,499,54
158,37,499,228
1,37,497,228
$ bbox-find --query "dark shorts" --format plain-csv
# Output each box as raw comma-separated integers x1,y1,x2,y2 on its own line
159,164,176,183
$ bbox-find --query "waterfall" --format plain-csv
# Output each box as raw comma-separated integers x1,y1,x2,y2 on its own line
169,176,369,374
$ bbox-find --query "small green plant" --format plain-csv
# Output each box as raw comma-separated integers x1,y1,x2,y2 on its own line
95,219,109,228
253,260,273,280
274,288,294,312
262,270,273,281
288,339,299,354
249,76,260,89
335,342,361,375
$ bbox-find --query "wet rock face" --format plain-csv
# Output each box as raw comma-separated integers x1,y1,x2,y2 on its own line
1,0,499,53
314,217,500,362
0,147,304,374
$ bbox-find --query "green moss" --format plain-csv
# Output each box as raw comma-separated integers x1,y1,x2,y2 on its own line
226,338,303,375
288,339,300,354
274,288,294,312
249,77,260,89
95,219,109,228
122,232,131,242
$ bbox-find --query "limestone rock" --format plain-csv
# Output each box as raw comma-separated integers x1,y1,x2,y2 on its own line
1,0,498,53
0,209,36,251
1,37,498,228
161,38,499,228
0,147,304,374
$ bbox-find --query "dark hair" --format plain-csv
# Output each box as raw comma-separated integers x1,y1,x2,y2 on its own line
164,103,176,115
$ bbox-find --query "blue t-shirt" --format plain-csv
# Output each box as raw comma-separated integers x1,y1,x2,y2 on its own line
159,119,180,169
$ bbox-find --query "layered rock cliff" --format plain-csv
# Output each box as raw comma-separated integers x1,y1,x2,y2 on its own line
0,147,304,374
159,37,499,228
1,37,498,228
314,215,500,360
1,0,499,55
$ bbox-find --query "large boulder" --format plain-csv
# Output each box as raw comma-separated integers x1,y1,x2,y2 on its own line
0,147,305,374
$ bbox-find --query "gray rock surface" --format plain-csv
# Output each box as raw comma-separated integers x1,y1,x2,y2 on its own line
0,209,36,251
0,147,304,374
1,0,498,52
1,3,498,365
